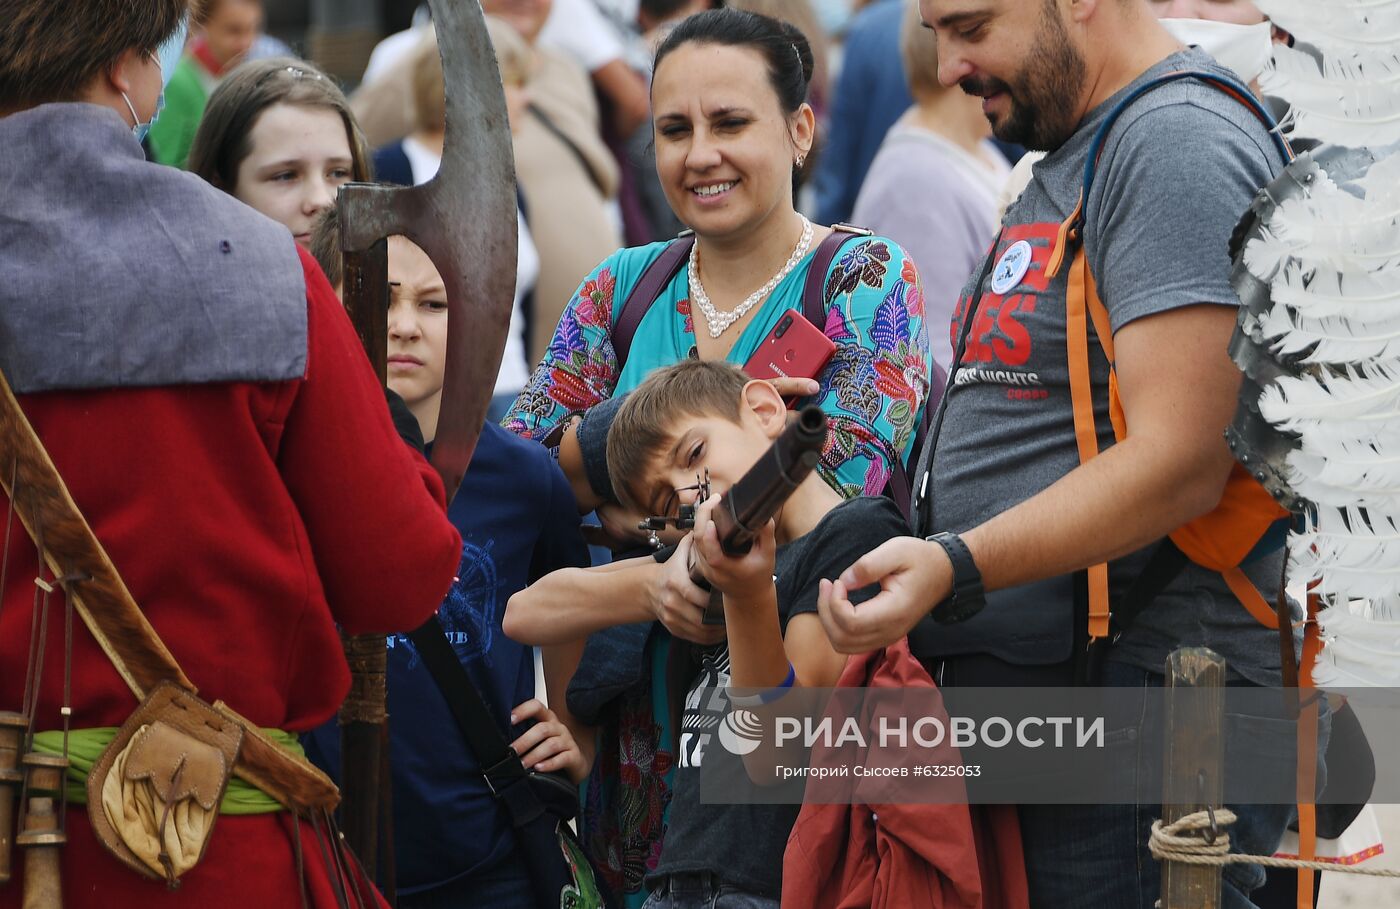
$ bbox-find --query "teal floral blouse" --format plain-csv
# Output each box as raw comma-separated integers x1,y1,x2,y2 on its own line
504,234,934,497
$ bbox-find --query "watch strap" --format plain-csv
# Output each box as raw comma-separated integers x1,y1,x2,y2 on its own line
925,531,986,624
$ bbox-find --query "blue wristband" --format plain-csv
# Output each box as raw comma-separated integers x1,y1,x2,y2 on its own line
726,663,796,709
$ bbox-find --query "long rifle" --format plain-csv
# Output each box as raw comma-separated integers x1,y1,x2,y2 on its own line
335,0,518,889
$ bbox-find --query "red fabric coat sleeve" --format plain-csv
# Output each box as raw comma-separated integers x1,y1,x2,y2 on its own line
277,247,460,634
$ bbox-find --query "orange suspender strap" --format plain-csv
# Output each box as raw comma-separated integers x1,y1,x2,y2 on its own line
1295,592,1323,909
1063,233,1111,642
1081,261,1127,440
1221,568,1282,630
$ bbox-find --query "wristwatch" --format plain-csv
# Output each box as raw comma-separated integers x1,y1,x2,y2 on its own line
924,531,986,624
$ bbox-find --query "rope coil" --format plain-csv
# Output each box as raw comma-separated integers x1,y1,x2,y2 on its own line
1150,809,1400,877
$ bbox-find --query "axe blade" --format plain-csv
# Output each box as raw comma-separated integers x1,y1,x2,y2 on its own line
340,0,518,501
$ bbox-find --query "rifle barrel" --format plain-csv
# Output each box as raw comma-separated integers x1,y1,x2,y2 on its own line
696,407,827,623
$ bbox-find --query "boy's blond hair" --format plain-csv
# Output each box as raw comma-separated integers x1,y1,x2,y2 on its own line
607,360,749,514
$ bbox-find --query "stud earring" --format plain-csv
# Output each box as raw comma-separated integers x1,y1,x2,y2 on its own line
795,154,807,168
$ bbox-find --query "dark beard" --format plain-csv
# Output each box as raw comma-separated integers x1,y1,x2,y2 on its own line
960,7,1087,152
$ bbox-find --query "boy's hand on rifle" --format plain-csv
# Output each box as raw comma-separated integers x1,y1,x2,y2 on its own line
648,535,726,645
510,699,590,784
817,536,953,653
690,493,777,605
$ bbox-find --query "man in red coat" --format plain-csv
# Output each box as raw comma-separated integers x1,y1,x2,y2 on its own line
0,1,461,905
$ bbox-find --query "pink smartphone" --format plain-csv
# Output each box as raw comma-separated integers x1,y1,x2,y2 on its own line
743,311,836,399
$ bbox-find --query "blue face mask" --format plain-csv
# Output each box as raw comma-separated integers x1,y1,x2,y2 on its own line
123,14,189,142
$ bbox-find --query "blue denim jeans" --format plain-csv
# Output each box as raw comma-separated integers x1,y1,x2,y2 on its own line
642,873,778,909
1016,661,1325,909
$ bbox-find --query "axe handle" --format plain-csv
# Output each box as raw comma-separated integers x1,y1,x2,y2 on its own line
338,240,394,889
343,241,390,380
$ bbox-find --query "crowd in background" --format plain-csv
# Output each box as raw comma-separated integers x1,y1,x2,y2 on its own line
1,0,1343,907
148,0,1020,400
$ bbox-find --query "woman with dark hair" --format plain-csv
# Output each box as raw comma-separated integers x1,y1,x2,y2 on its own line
502,8,934,906
0,2,459,906
189,56,371,249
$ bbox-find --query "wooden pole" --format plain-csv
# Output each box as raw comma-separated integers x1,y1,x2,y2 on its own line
337,241,393,894
1161,648,1226,909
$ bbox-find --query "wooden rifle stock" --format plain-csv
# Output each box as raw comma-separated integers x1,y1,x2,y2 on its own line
694,407,827,624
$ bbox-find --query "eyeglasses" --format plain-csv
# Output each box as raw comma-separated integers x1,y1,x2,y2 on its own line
649,469,712,528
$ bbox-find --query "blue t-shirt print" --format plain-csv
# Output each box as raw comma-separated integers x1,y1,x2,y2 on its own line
389,538,500,670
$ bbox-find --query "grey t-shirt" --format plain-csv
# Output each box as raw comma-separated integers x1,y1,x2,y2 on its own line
649,496,910,896
922,50,1288,686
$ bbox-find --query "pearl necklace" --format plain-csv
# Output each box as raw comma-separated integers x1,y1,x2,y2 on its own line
688,217,814,338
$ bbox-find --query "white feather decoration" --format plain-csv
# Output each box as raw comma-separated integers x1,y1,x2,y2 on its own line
1241,160,1400,281
1263,45,1400,118
1313,606,1400,688
1290,506,1400,599
1263,308,1400,362
1242,3,1400,688
1258,0,1400,49
1259,363,1400,423
1255,0,1400,145
1313,648,1400,688
1287,443,1400,511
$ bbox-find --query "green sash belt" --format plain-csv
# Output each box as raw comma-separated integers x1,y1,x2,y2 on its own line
31,727,303,815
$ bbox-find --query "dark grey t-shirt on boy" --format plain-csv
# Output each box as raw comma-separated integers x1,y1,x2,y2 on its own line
648,496,909,897
922,50,1288,686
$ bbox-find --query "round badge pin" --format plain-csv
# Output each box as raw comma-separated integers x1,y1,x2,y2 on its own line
990,240,1033,295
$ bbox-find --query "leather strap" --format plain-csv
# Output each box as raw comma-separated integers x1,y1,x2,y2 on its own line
406,616,552,828
799,223,870,329
0,371,190,696
1295,591,1323,909
612,233,694,372
0,368,338,814
613,224,868,375
911,230,1005,533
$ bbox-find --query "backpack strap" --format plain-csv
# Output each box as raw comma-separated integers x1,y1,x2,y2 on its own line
797,224,935,522
612,233,694,372
1047,70,1292,644
799,222,870,327
1046,69,1292,280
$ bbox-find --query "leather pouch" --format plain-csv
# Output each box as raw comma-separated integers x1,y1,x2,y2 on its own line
87,681,243,887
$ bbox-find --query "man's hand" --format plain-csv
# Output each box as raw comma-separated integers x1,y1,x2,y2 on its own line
510,699,590,784
690,494,777,605
816,537,953,653
646,536,725,645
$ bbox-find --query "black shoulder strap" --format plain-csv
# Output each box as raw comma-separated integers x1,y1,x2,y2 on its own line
612,234,694,372
407,616,546,828
799,223,869,327
797,223,942,525
910,230,1005,532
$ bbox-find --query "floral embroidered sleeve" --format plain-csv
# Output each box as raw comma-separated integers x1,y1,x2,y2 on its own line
503,257,624,441
811,238,933,498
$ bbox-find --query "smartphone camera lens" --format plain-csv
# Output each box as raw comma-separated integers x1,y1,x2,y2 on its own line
775,315,791,338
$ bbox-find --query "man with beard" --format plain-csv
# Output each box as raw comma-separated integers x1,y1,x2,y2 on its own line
815,0,1295,905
